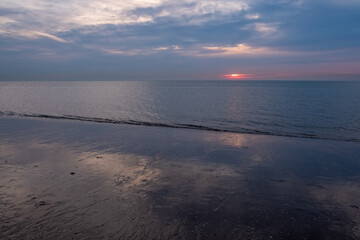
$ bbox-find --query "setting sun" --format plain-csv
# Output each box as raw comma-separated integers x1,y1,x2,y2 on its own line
224,73,251,79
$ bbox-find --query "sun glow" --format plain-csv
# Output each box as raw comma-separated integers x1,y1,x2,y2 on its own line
224,73,251,79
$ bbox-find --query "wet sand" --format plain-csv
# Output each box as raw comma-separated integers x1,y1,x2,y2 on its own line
0,117,360,240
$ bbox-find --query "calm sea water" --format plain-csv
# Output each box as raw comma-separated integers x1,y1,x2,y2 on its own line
0,81,359,142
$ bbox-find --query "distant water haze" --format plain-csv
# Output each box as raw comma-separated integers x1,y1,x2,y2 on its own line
0,81,359,142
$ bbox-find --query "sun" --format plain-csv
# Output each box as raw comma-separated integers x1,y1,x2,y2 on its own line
224,73,251,79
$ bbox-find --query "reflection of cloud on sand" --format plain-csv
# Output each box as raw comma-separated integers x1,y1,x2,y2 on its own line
78,151,161,193
0,137,249,239
202,132,249,148
1,118,360,239
309,179,360,236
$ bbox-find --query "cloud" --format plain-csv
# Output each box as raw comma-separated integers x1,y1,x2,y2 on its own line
245,13,260,20
2,0,357,52
254,23,278,35
0,0,248,38
19,31,68,43
1,0,360,80
0,16,15,24
0,29,68,43
156,1,248,25
97,45,181,56
189,44,285,57
0,0,160,36
91,43,284,58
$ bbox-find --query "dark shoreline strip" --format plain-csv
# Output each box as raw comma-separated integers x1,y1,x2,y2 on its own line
0,111,359,143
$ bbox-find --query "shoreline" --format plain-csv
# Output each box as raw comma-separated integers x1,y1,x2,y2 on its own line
1,114,358,143
1,117,360,239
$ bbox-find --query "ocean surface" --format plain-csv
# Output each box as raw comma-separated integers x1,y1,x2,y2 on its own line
0,80,359,142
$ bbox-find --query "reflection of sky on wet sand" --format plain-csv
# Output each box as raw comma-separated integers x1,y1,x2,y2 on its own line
1,117,360,239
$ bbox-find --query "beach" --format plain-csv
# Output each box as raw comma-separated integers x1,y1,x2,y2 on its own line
2,0,360,238
1,117,359,239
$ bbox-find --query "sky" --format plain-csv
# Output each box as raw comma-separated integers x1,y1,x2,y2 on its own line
0,0,360,81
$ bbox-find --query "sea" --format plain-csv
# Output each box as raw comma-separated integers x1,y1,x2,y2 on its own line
0,80,359,142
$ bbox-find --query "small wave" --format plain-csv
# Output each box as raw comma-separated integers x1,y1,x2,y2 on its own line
0,111,227,131
0,111,359,143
